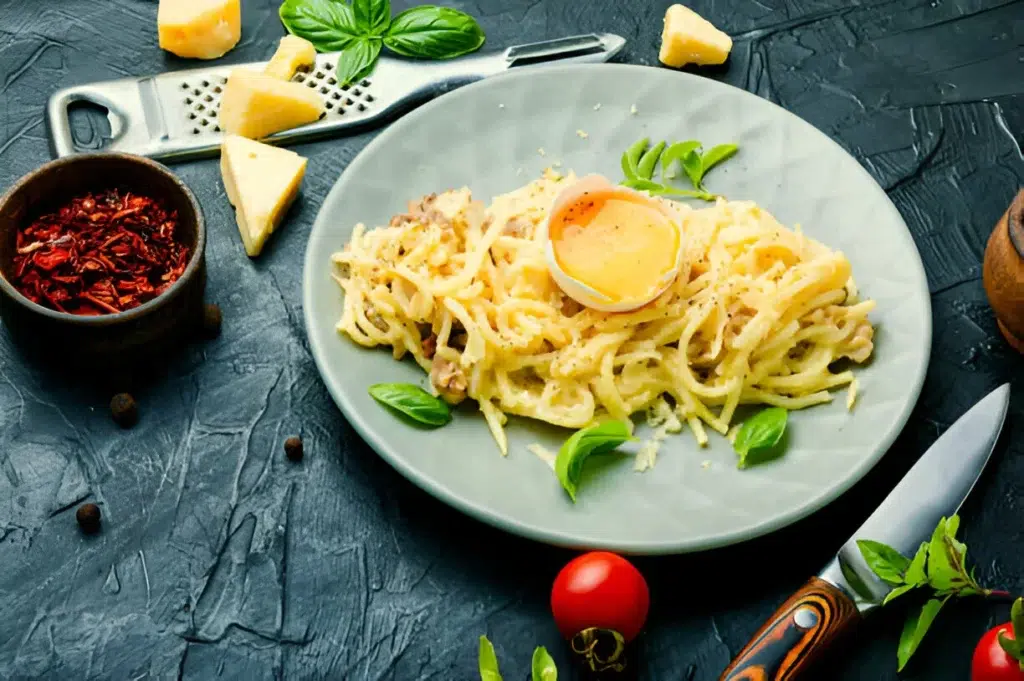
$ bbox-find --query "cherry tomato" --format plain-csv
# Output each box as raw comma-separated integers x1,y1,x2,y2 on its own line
550,551,650,642
972,623,1024,681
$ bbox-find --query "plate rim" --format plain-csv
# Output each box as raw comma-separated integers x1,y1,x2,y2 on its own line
302,62,933,555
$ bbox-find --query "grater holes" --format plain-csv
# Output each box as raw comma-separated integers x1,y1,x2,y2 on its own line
188,112,197,120
185,97,193,105
294,73,305,82
192,128,200,135
357,103,367,111
196,103,205,112
315,71,325,79
192,88,201,96
361,79,371,87
324,63,333,71
327,77,336,85
365,94,375,102
306,80,316,88
200,118,209,127
219,76,227,85
203,94,213,102
213,125,221,132
325,102,334,110
331,92,341,100
344,98,354,106
320,86,329,94
213,85,222,94
352,88,362,96
201,79,209,87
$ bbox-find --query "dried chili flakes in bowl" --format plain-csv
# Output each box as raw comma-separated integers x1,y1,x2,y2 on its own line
11,189,191,315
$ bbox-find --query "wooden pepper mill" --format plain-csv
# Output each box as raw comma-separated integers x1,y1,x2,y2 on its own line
983,188,1024,353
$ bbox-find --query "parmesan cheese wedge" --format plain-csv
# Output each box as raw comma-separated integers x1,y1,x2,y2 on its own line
264,35,318,81
658,4,733,68
158,0,241,60
220,134,308,257
218,68,324,140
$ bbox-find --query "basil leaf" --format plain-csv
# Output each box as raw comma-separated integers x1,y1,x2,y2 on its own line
620,152,638,181
926,517,965,591
733,407,788,469
334,36,382,85
279,0,362,52
680,150,704,190
368,382,451,427
700,144,739,178
661,140,701,182
384,6,485,60
623,137,649,178
635,141,666,180
478,635,503,681
531,646,558,681
555,421,633,502
856,539,910,586
897,597,946,671
904,542,929,586
621,178,664,192
353,0,391,35
883,583,917,605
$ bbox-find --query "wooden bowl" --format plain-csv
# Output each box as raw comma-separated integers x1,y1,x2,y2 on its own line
982,188,1024,353
0,153,207,374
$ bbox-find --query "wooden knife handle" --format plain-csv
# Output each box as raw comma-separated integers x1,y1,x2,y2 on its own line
719,577,861,681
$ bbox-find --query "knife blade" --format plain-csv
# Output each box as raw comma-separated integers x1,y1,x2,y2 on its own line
719,383,1012,681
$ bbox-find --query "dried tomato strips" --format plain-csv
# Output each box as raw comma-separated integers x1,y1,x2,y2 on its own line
10,189,191,316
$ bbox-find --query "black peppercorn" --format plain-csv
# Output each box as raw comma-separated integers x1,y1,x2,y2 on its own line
284,436,304,462
76,503,101,534
201,303,222,339
110,393,138,428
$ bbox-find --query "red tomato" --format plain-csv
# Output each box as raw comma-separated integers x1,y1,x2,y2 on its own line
550,551,650,642
972,623,1024,681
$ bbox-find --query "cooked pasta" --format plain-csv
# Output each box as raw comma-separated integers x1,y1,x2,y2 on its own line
331,168,875,460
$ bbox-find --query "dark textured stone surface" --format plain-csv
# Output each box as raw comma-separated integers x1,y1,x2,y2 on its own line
1,0,1022,679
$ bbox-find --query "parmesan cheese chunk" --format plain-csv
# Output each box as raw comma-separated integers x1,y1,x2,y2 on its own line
218,68,324,140
220,134,308,257
658,4,733,68
158,0,241,60
264,35,317,81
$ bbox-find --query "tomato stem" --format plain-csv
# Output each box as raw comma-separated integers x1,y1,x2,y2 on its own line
987,590,1017,602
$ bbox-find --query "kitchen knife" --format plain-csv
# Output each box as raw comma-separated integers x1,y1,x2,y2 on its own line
45,33,626,163
719,383,1012,681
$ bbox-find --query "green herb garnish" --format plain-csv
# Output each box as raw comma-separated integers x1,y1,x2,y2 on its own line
368,382,452,427
555,421,634,502
619,137,739,201
280,0,486,85
732,407,788,469
531,646,558,680
857,515,1004,671
478,635,503,681
998,599,1024,671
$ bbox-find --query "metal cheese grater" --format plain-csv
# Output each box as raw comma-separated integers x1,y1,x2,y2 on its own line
46,33,626,164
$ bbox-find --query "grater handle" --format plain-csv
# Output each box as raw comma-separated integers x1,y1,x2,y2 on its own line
46,84,131,158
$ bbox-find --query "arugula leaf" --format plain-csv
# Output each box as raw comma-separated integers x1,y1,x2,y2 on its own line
898,597,947,671
635,141,666,180
555,421,633,502
856,539,911,586
385,6,485,59
353,0,391,35
661,140,701,181
531,647,558,681
700,144,739,179
368,382,451,427
478,635,503,681
279,0,362,52
732,407,788,469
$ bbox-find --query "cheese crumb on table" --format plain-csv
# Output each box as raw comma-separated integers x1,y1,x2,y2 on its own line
630,104,639,115
220,134,308,257
158,0,241,60
576,129,589,139
658,3,733,68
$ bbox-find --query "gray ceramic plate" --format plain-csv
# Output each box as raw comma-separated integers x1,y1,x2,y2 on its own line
303,64,931,555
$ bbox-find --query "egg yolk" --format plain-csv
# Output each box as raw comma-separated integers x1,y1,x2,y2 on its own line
549,190,680,302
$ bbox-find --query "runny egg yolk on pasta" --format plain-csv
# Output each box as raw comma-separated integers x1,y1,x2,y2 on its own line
540,174,685,313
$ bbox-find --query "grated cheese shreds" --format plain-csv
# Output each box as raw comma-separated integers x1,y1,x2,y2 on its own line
847,377,859,411
634,399,683,472
528,443,557,470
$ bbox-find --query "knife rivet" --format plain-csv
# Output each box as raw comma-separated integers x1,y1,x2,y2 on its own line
794,607,818,630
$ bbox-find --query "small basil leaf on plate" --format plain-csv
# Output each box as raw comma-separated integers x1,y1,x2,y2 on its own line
279,0,362,52
661,140,701,181
700,143,739,178
620,137,649,182
478,635,503,681
531,646,558,681
353,0,391,35
368,382,451,427
680,150,704,190
635,140,666,180
555,421,633,502
733,407,788,468
384,6,485,59
621,177,664,192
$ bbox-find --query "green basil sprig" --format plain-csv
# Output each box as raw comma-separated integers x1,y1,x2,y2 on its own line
478,635,503,681
478,635,559,681
619,137,739,201
280,0,486,85
555,421,634,502
732,406,788,469
368,382,451,427
857,515,1008,672
530,647,558,680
